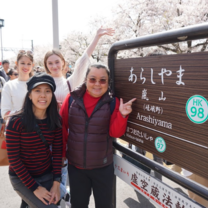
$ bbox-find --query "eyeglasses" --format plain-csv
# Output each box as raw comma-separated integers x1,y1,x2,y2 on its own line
18,50,33,55
88,78,107,84
13,73,18,76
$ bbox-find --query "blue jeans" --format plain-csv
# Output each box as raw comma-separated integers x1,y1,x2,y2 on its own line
9,173,58,208
50,146,69,199
60,159,68,199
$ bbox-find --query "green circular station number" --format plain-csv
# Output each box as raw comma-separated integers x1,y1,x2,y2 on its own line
186,95,208,124
155,137,166,153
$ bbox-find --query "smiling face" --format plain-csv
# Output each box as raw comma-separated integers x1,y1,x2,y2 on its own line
16,56,33,79
46,54,64,77
29,84,53,112
86,67,109,98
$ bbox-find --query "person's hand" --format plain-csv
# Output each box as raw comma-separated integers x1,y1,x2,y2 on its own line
33,186,52,205
49,182,60,205
119,98,136,117
62,157,67,167
96,27,115,37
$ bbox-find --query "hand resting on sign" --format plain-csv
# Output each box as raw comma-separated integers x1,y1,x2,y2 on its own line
119,98,136,118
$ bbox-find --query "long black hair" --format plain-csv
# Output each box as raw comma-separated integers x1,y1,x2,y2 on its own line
11,90,62,132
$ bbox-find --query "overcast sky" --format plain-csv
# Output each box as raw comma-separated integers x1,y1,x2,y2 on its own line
0,0,119,59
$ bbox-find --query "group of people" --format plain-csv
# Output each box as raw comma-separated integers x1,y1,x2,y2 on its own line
1,27,136,208
0,27,207,208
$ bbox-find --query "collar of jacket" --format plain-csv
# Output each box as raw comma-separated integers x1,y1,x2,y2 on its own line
70,83,113,118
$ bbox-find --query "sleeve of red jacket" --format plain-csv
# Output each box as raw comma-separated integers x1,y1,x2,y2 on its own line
60,93,70,157
109,97,128,138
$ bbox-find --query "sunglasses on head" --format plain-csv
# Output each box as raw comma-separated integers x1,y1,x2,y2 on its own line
18,50,33,55
88,77,107,84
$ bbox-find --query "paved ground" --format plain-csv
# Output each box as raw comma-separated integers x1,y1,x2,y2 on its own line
0,139,189,208
0,164,159,208
0,164,189,208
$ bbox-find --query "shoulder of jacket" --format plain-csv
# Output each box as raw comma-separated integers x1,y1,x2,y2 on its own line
8,116,22,128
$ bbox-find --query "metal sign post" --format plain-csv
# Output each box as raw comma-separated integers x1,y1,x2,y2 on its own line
52,0,59,49
0,19,4,62
108,23,208,207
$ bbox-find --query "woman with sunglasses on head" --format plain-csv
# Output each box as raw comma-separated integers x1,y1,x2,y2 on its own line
7,68,19,80
6,73,62,208
1,51,34,208
60,64,136,208
44,27,114,207
1,50,33,119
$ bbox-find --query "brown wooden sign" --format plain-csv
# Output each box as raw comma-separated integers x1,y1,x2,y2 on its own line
114,51,208,178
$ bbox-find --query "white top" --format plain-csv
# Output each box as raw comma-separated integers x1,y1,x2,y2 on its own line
1,79,27,116
54,52,90,102
1,52,90,118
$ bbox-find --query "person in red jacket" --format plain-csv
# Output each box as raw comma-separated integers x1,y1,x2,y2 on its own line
60,64,136,208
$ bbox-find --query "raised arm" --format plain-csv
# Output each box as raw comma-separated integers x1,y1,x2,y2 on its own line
68,27,115,91
85,27,115,57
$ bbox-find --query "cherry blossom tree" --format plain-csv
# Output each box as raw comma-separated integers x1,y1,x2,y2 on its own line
111,0,208,57
11,0,207,67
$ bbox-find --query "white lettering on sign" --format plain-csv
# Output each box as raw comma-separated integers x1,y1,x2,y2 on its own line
128,65,185,86
143,104,163,114
142,89,149,101
126,133,144,143
114,155,202,208
176,65,185,86
126,127,154,141
136,113,172,129
129,67,137,84
159,91,166,101
158,68,172,85
128,66,186,102
140,68,146,84
151,68,156,84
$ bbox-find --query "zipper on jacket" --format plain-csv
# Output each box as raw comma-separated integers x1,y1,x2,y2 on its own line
79,96,112,168
104,135,110,164
84,117,89,168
